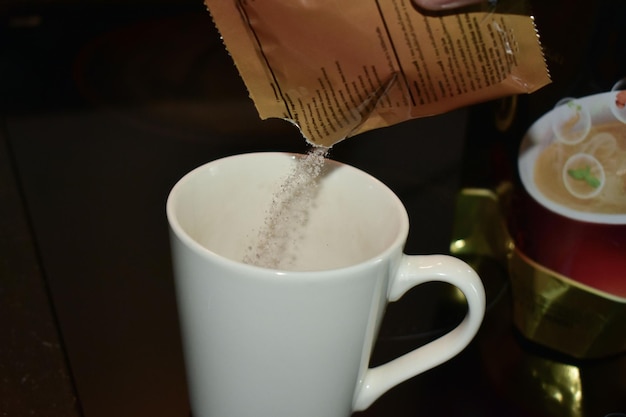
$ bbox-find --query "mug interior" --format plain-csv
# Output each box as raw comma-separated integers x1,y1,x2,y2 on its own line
167,152,408,271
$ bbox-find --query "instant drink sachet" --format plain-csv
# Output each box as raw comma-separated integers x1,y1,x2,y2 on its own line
204,0,550,147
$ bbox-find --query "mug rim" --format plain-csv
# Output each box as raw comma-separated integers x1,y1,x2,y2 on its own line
166,151,410,278
518,91,626,225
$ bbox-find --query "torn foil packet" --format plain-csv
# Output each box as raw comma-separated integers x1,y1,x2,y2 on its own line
205,0,550,147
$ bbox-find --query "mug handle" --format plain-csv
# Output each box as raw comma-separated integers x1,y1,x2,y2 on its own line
353,254,486,411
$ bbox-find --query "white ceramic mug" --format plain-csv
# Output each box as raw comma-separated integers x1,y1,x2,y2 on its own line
167,152,485,417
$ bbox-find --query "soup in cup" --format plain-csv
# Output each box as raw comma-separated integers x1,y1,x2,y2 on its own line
518,91,626,295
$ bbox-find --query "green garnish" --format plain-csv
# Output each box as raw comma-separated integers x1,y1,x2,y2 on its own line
567,165,601,188
567,101,582,112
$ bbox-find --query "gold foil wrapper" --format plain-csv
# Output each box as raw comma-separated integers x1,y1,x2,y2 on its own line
509,247,626,359
479,289,626,417
450,186,626,359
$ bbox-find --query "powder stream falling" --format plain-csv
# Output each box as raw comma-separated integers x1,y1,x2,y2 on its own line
243,147,329,270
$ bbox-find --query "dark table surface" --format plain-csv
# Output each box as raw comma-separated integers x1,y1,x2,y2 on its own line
1,3,625,417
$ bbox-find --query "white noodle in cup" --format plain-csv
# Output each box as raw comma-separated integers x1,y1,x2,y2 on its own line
519,91,626,225
581,132,618,159
551,99,591,145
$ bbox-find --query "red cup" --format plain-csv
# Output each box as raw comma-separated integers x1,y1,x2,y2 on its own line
517,91,626,299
